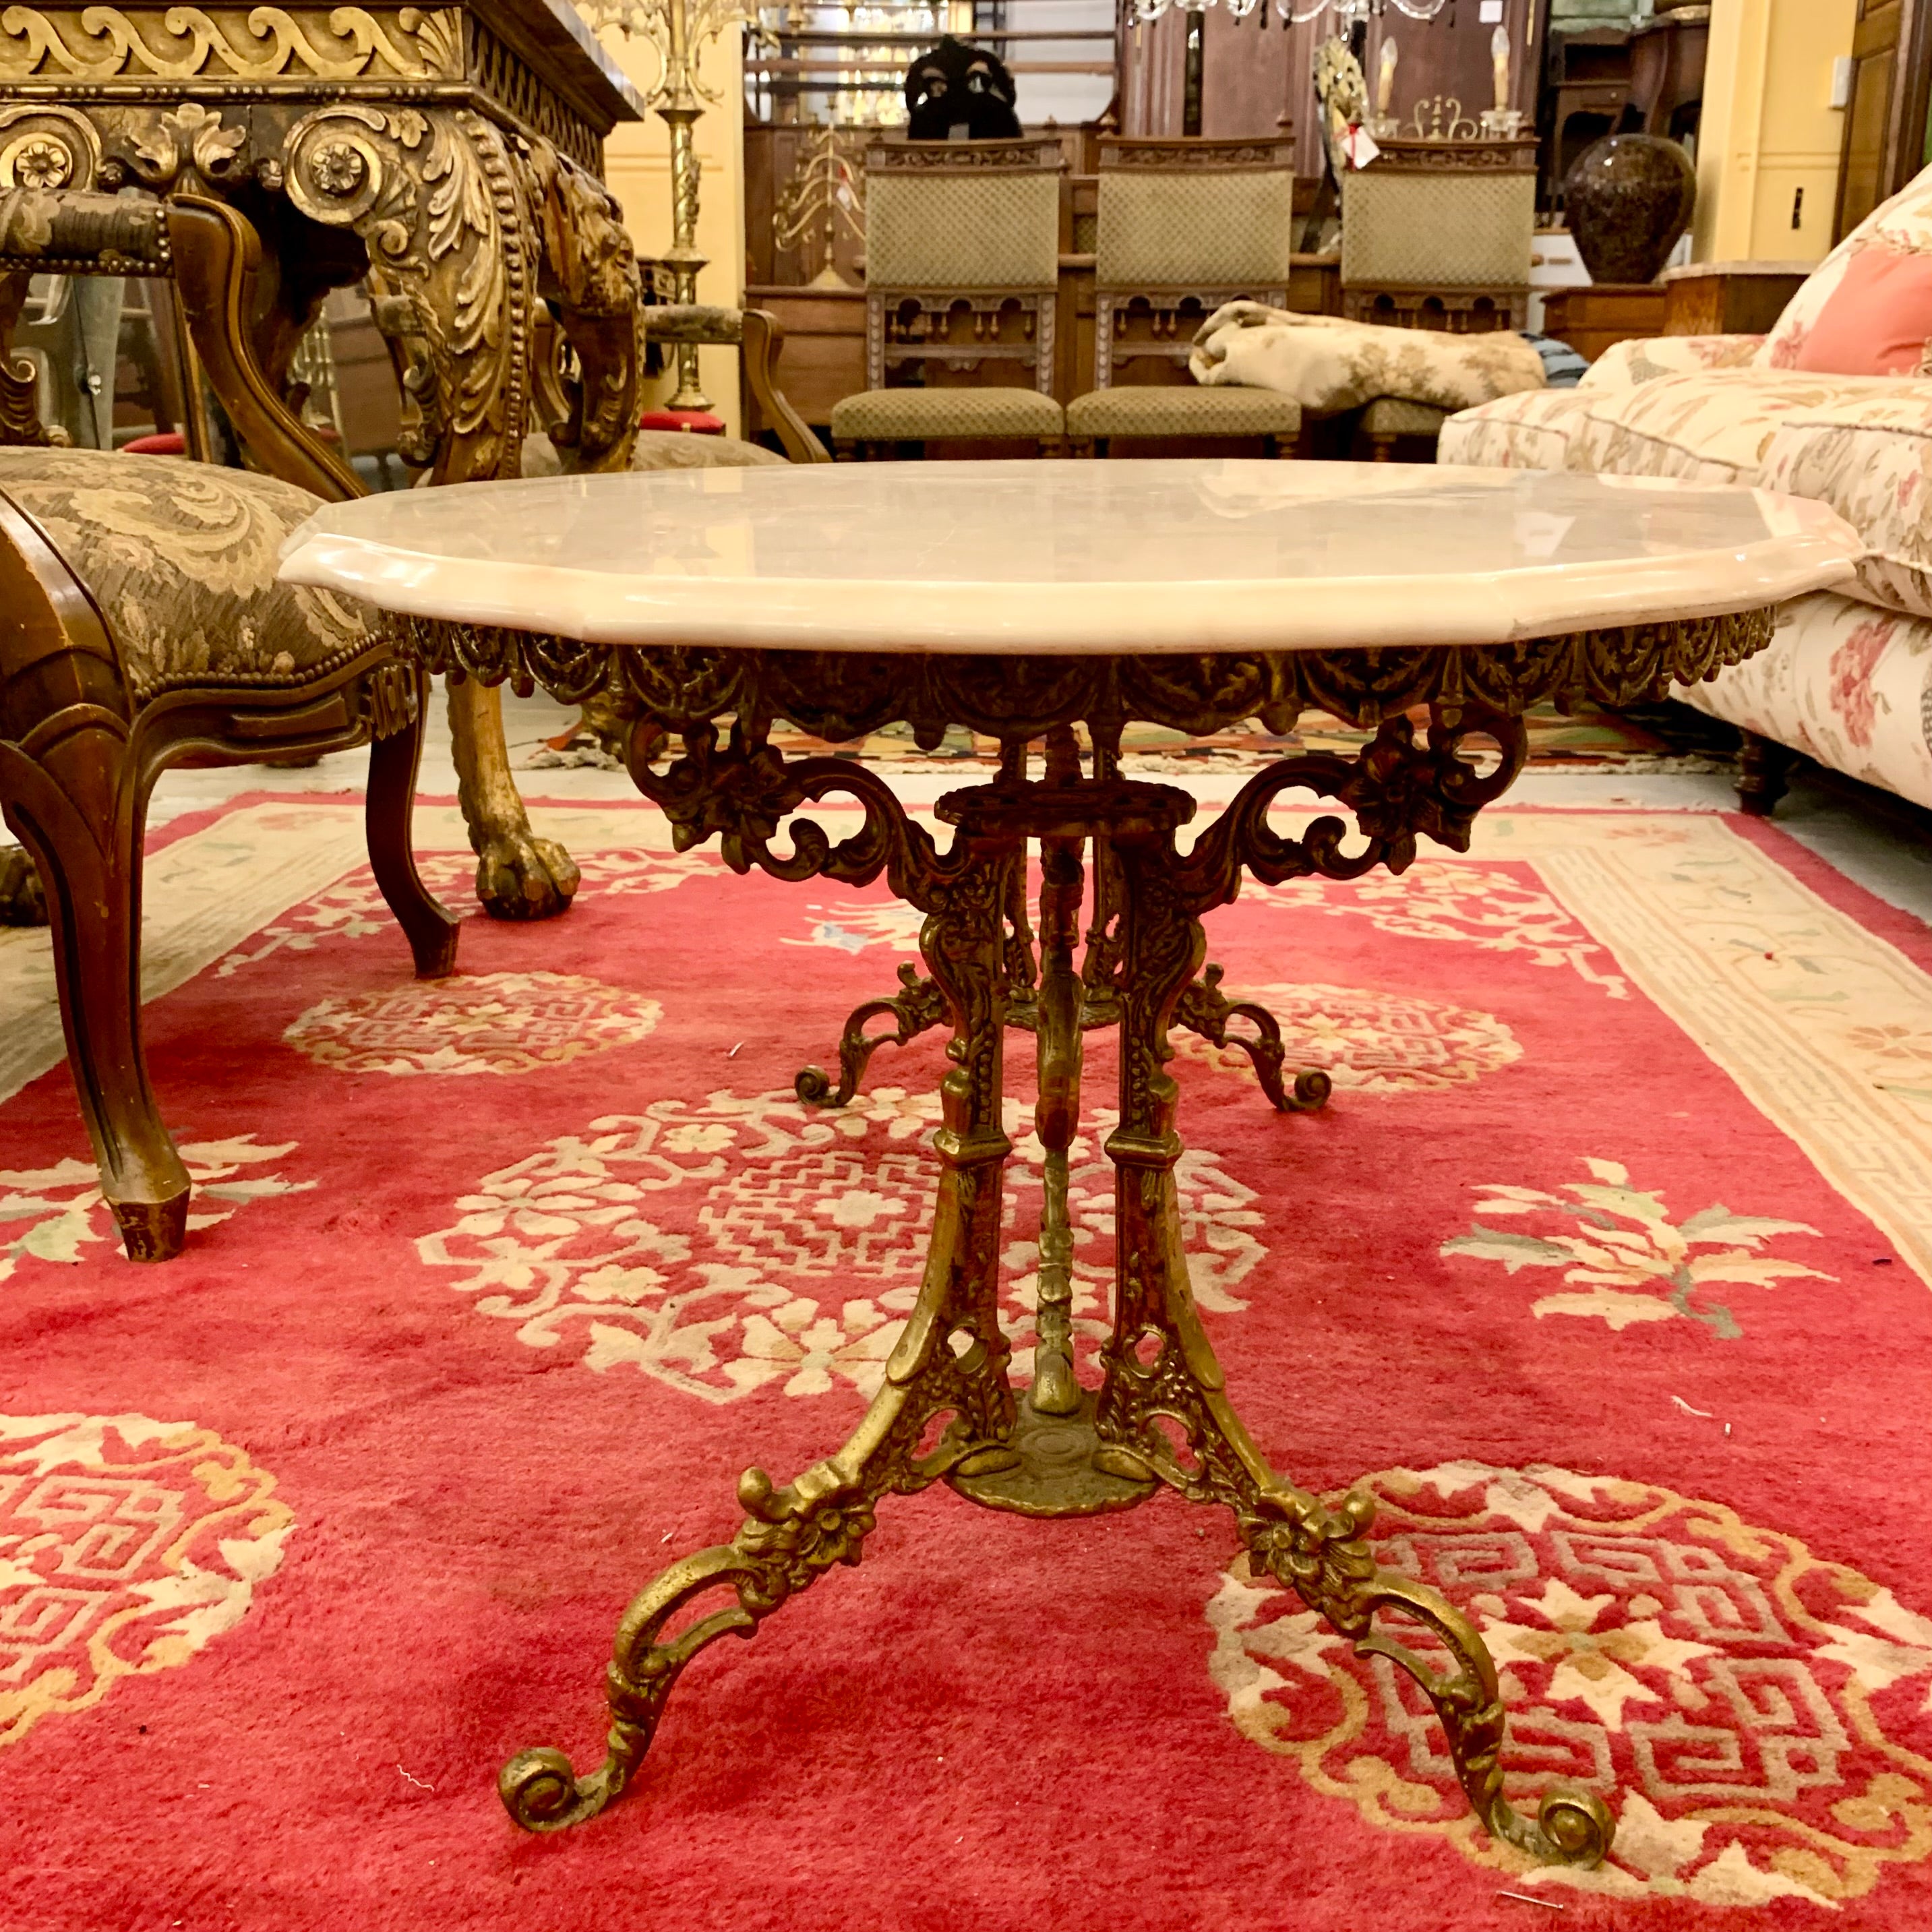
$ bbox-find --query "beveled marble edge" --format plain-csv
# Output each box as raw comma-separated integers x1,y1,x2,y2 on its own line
281,522,1861,657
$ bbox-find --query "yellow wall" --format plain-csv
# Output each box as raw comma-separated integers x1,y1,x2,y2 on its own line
596,26,747,433
1695,0,1856,263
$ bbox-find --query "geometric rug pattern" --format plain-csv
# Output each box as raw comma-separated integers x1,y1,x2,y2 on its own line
1,791,1927,1931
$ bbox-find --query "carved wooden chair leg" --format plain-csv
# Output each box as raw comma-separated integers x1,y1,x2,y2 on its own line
1736,729,1795,817
447,677,580,920
0,841,45,924
364,665,460,978
3,783,189,1261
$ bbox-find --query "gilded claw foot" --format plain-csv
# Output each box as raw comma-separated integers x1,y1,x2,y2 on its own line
0,844,46,926
473,832,580,922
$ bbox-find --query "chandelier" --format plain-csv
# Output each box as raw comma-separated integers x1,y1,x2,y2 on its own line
1130,0,1449,24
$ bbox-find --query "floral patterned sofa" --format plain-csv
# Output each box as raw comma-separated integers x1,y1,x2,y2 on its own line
1439,173,1932,814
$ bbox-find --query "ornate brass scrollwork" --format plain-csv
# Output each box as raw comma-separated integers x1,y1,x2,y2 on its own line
452,662,1636,1859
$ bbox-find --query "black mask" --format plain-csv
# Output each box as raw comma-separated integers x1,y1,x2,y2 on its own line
905,36,1023,142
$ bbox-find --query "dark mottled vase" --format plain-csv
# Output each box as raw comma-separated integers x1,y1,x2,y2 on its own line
1564,134,1698,284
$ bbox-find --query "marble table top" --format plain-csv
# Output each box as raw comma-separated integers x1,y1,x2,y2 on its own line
278,459,1863,657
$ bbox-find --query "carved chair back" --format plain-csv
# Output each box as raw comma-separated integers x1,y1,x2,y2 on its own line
1093,137,1296,389
1339,138,1538,333
861,137,1065,394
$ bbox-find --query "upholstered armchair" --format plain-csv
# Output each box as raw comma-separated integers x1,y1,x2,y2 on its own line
0,190,454,1263
1066,138,1303,457
644,304,831,462
831,138,1067,458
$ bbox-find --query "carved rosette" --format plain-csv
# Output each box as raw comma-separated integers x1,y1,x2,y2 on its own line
286,102,535,483
0,104,99,193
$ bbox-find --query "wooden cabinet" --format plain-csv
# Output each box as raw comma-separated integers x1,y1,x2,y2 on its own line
1539,282,1668,361
1661,260,1811,337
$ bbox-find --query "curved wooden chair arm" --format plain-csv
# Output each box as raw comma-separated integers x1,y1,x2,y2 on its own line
0,188,169,273
165,195,364,504
644,301,831,464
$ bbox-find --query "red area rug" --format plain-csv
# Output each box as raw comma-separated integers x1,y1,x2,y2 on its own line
2,793,1930,1932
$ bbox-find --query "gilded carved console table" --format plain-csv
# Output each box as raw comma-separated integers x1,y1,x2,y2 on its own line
280,459,1861,1860
0,0,648,915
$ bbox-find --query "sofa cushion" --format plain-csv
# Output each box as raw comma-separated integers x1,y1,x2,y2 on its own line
1439,387,1592,469
1580,334,1764,391
1679,590,1932,810
0,446,367,704
1790,245,1932,376
1760,162,1932,369
1758,385,1932,619
1566,369,1898,484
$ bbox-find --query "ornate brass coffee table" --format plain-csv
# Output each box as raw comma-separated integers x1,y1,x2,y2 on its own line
281,458,1859,1859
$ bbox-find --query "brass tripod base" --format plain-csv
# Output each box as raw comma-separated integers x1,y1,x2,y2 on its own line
500,740,1612,1872
948,1391,1157,1518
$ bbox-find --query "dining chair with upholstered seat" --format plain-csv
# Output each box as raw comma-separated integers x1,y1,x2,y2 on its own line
831,138,1067,459
0,189,454,1263
1066,137,1304,458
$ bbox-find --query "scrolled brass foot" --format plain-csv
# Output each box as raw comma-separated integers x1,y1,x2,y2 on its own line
1521,1788,1616,1867
796,962,948,1108
1245,1488,1613,1869
1290,1068,1332,1112
498,1747,621,1833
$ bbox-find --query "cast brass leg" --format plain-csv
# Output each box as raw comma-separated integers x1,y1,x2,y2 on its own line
1174,963,1330,1113
502,826,1026,1832
794,961,947,1106
800,958,1329,1116
1089,816,1611,1869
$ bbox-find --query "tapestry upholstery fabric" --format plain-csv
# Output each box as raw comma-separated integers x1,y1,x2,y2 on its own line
831,387,1065,441
1759,160,1932,371
1190,301,1545,415
1066,385,1302,440
1677,591,1932,809
864,171,1060,290
1095,170,1297,289
1581,334,1765,390
1339,171,1536,289
520,430,786,476
1361,397,1449,437
0,447,367,704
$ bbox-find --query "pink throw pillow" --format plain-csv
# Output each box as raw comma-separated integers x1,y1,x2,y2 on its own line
1792,246,1932,375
